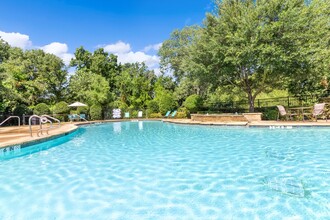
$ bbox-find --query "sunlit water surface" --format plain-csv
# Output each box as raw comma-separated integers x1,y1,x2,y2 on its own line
0,121,329,219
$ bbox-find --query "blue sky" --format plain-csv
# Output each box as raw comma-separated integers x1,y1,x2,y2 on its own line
0,0,213,73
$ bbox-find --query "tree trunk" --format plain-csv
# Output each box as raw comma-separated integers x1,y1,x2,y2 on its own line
248,91,255,113
242,67,255,113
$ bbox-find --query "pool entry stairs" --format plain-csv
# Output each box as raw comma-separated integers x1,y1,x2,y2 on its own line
29,115,61,137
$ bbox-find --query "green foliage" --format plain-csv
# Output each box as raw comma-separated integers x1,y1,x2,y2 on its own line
154,79,177,114
13,104,31,116
90,104,102,120
176,112,187,119
77,106,89,114
33,103,50,115
157,93,177,115
53,101,70,114
149,113,162,118
257,107,279,120
131,110,138,118
159,0,330,112
177,107,190,118
147,100,159,113
183,94,203,113
69,70,110,106
52,101,70,121
115,63,156,110
0,38,10,63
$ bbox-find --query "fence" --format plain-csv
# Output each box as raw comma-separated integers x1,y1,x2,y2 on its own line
200,94,322,113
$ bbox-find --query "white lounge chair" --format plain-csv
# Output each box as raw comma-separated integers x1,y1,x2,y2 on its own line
277,105,295,120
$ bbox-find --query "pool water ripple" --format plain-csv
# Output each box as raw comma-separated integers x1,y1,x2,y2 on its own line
0,121,329,219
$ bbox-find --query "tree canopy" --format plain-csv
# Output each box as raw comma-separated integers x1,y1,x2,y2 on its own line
159,0,330,112
1,0,329,117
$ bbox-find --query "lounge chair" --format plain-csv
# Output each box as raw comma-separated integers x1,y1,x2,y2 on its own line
68,114,74,122
113,109,121,119
170,110,177,118
138,111,143,118
164,111,171,118
276,105,295,120
79,114,86,120
307,103,327,121
124,112,130,118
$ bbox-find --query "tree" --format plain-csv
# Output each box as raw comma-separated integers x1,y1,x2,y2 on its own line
115,63,156,110
70,46,120,91
41,54,68,102
154,79,177,114
0,38,10,64
159,0,330,112
69,70,110,106
158,26,200,82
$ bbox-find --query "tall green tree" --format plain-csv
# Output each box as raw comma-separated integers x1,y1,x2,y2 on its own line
160,0,330,112
69,70,110,106
115,63,156,110
70,47,120,91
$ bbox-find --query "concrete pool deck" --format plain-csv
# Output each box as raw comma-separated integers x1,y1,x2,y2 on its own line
1,119,330,148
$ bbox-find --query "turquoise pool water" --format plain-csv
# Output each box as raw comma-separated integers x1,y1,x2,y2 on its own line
0,121,329,219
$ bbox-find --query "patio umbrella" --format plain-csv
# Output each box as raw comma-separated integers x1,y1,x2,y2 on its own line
68,102,87,107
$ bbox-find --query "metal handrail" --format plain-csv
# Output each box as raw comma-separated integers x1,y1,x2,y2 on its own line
41,115,61,128
0,116,21,126
29,115,53,137
76,114,88,122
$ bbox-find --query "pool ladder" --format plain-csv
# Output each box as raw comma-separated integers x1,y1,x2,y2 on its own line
29,115,61,137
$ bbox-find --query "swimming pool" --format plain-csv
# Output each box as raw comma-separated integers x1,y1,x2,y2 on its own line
0,121,329,219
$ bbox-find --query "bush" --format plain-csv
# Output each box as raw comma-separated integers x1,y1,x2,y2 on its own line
90,104,102,120
176,112,187,118
149,113,162,118
177,107,190,118
158,94,177,115
13,104,32,116
52,101,70,122
257,107,278,120
131,110,138,118
33,103,50,115
183,94,203,113
77,106,89,114
147,100,159,113
53,101,70,114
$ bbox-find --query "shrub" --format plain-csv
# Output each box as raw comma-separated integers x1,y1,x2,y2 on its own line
158,94,177,115
183,94,203,113
33,103,50,115
147,100,159,113
257,107,278,120
131,110,138,118
176,112,187,118
90,104,102,120
53,101,70,114
149,113,162,118
177,107,190,118
13,104,32,116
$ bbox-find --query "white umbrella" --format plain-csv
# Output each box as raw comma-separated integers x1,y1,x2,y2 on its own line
68,102,87,107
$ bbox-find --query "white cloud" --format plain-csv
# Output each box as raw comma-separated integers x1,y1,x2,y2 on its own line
104,41,131,54
0,31,32,49
143,43,162,52
117,51,159,69
41,42,74,65
0,30,74,65
103,41,161,74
